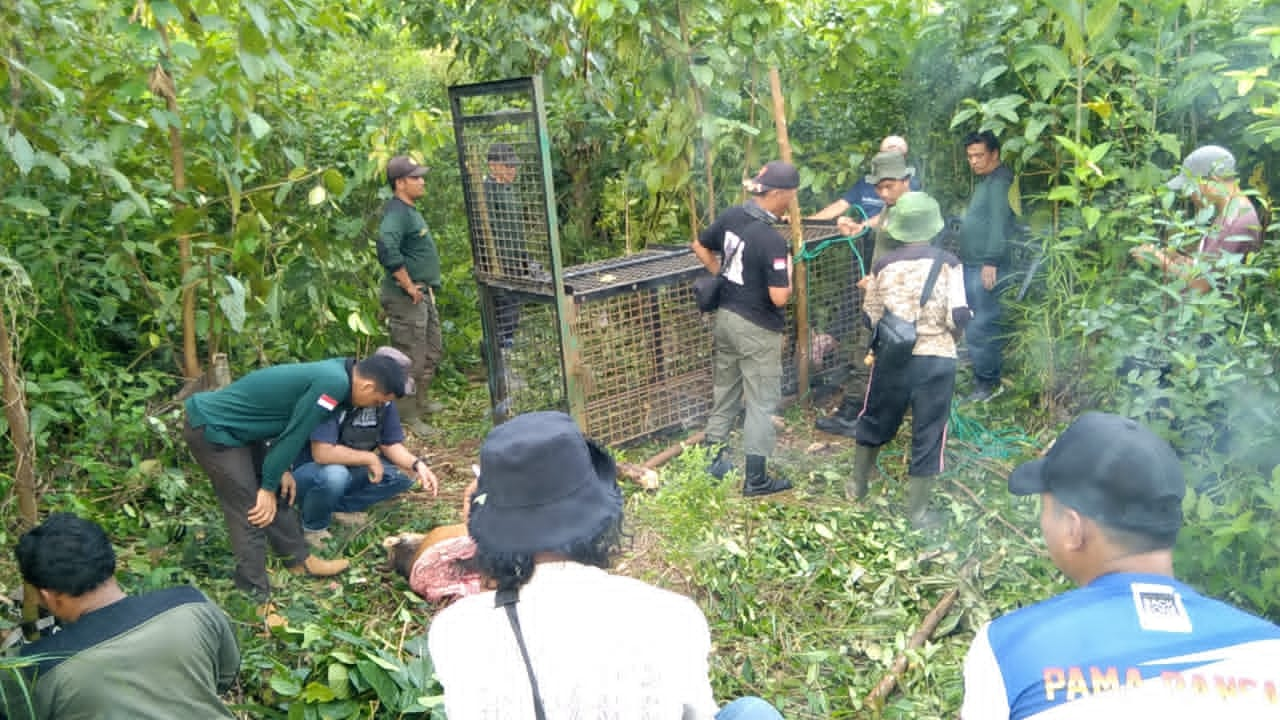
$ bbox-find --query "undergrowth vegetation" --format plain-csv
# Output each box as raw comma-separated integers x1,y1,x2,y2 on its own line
4,0,1280,718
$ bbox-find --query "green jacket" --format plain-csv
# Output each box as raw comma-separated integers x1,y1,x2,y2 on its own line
377,197,442,295
960,164,1016,267
184,358,351,491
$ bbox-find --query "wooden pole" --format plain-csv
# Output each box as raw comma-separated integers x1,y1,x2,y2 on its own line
864,561,977,711
767,68,809,408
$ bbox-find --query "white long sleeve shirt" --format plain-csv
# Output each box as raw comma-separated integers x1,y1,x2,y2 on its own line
429,561,720,720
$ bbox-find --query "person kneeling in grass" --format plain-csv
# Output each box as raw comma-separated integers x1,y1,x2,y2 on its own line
288,346,439,548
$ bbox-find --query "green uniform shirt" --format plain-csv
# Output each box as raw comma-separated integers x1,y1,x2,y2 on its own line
959,164,1016,267
9,587,239,720
377,196,442,294
184,358,350,491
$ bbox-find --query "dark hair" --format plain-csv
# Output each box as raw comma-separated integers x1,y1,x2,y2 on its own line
16,513,116,597
1100,524,1177,554
964,130,1000,153
355,354,406,397
474,514,626,594
1052,497,1177,554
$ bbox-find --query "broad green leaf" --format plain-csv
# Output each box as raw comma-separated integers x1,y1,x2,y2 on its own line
596,0,614,21
1047,185,1079,203
240,51,266,84
269,674,302,697
298,681,336,703
354,660,399,706
109,199,137,225
1081,206,1101,229
979,65,1007,88
247,112,271,139
327,663,351,699
3,197,50,217
690,64,713,88
219,276,247,332
5,130,36,175
37,152,70,182
346,311,372,335
150,0,182,25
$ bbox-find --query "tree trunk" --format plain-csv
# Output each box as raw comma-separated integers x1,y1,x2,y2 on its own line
150,21,199,380
0,305,40,636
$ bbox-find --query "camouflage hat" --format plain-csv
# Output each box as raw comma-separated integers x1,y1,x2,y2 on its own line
865,151,916,185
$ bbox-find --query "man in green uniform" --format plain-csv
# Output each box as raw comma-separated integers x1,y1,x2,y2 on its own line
182,354,406,600
6,514,240,720
378,155,444,435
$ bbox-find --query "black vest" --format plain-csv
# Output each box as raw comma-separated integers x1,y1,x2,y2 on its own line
336,405,386,451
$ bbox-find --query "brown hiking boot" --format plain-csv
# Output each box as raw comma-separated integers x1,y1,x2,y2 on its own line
290,555,350,577
330,511,368,526
256,602,287,631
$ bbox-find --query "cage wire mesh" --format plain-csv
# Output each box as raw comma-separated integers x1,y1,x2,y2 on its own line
450,77,874,445
449,78,715,446
783,221,870,402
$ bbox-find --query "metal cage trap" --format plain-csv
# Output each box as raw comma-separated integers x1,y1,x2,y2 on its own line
449,77,872,446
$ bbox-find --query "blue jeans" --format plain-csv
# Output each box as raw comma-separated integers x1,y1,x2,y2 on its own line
963,264,1005,385
717,696,783,720
292,459,414,531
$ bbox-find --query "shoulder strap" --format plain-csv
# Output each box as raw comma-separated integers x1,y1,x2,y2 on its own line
496,588,547,720
718,239,743,278
918,248,945,309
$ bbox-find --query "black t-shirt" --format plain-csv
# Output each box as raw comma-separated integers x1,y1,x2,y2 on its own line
698,202,791,332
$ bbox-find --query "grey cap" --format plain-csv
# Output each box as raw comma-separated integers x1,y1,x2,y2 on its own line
865,151,916,185
373,345,415,396
387,155,429,183
1167,145,1236,191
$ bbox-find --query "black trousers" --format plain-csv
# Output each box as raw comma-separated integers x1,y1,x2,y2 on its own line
853,354,956,477
183,419,308,599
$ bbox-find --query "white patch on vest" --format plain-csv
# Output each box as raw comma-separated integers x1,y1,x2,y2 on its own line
1131,582,1192,633
724,232,745,285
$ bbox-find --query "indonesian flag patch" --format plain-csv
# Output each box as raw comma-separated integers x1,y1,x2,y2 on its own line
316,394,338,411
773,258,787,271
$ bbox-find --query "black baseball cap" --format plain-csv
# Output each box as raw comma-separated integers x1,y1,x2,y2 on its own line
1008,412,1185,538
745,160,800,194
387,155,429,182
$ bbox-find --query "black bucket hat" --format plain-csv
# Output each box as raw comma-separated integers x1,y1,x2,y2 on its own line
468,411,621,554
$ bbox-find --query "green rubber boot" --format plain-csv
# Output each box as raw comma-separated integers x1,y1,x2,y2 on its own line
847,444,881,500
906,475,940,529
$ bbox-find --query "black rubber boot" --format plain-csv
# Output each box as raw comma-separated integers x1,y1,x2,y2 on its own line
847,444,881,500
704,442,734,480
907,475,941,529
743,455,793,497
814,394,860,437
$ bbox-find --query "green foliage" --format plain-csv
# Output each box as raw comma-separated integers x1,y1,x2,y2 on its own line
631,440,1064,719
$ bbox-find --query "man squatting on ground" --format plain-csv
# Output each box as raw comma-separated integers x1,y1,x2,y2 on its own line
692,160,798,498
4,514,240,720
959,130,1016,403
378,155,445,436
961,412,1280,719
183,353,407,600
289,346,439,548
